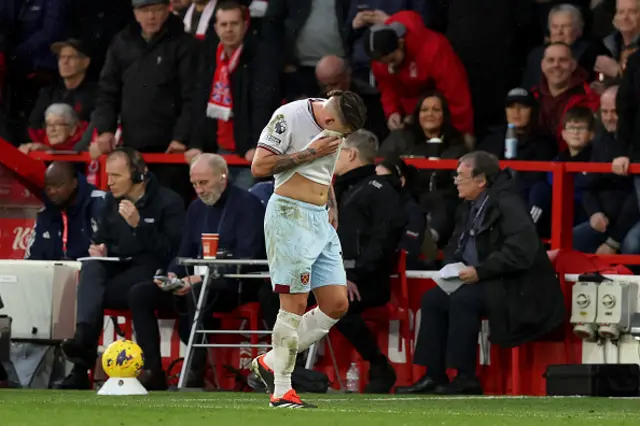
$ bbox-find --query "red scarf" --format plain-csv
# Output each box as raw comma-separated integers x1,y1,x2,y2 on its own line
206,43,243,121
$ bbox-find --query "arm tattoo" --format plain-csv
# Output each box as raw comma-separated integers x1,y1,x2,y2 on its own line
328,185,337,211
269,148,317,175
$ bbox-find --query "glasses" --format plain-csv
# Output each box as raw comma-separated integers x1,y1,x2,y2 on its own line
453,174,473,184
564,125,590,133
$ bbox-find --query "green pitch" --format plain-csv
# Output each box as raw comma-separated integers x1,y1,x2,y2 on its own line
1,390,640,425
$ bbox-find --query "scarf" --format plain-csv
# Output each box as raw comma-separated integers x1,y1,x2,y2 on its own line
206,43,243,121
183,0,216,40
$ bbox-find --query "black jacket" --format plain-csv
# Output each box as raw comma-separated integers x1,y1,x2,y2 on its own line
616,50,640,161
348,78,388,143
583,130,638,247
93,14,198,151
334,165,406,291
380,130,468,246
92,173,185,268
445,169,565,347
263,0,350,68
28,77,97,129
190,35,279,156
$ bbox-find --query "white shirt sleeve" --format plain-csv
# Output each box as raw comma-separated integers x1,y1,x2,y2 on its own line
257,108,293,155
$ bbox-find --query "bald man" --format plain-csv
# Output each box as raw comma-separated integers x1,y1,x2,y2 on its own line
573,85,638,255
25,162,106,261
315,55,388,142
127,153,266,390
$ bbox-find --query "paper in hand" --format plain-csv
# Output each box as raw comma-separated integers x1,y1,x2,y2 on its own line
439,262,467,280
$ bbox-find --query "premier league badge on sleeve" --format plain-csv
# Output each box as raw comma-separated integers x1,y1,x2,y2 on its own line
273,114,287,134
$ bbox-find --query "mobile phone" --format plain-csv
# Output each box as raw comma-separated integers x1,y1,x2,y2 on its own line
358,4,372,11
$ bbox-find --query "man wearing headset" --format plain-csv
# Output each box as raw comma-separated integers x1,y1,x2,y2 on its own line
127,153,265,390
56,147,186,390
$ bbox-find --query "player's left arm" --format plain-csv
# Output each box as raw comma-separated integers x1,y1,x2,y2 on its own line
328,184,338,230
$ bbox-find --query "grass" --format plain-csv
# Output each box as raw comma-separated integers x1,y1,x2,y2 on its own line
1,390,640,425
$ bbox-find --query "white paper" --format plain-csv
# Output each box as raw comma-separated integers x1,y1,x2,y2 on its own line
439,262,467,280
76,257,132,262
433,277,464,295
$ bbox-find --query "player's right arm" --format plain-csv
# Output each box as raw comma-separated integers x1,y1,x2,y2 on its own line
251,109,340,178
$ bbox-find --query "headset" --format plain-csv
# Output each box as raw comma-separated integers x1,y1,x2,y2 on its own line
112,146,147,184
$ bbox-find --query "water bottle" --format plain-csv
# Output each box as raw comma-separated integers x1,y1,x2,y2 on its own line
505,124,518,159
346,362,360,393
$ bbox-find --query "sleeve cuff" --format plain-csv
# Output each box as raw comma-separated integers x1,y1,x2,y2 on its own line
605,237,620,251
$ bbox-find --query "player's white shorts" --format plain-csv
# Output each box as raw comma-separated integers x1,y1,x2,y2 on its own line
264,193,346,294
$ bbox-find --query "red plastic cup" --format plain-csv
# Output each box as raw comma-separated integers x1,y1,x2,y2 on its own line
201,233,219,259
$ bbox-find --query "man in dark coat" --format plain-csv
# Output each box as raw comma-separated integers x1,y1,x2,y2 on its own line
396,151,565,395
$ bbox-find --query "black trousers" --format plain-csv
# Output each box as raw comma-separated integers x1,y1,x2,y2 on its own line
257,280,390,365
128,279,239,372
75,260,160,362
413,283,487,379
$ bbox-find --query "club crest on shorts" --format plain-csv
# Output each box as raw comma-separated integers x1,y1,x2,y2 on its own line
300,272,310,285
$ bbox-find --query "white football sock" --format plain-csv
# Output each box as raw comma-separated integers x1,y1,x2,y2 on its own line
272,309,301,398
263,307,338,369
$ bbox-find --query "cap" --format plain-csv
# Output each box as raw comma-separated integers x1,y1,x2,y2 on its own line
505,88,535,107
51,38,91,57
132,0,169,8
364,22,406,60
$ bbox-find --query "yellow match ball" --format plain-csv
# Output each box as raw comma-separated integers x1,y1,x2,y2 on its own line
101,340,144,378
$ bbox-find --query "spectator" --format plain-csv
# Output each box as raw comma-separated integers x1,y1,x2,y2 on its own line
56,148,185,389
531,42,600,147
364,11,474,138
68,0,133,81
188,1,277,190
375,157,429,269
574,85,639,253
346,1,426,83
478,87,557,229
91,0,198,204
380,90,468,248
20,104,88,153
613,44,640,200
530,105,595,235
444,0,534,141
522,4,602,89
129,153,265,390
315,55,388,142
395,151,564,395
183,0,217,39
27,39,96,144
596,0,640,80
25,162,105,261
262,0,350,101
171,0,193,18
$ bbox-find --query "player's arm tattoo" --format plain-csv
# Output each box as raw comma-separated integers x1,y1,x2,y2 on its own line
269,148,317,175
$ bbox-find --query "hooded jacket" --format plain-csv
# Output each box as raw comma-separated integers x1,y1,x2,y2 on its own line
370,11,473,135
444,169,565,347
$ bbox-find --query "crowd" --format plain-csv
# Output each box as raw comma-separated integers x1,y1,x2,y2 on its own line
0,0,639,394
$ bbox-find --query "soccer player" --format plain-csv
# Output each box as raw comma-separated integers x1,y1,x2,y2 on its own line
250,90,367,408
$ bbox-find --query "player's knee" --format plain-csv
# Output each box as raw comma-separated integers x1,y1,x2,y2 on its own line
325,294,349,320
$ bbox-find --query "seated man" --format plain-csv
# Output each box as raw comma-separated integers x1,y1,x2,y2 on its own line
396,151,565,395
129,153,265,390
57,147,185,389
25,161,105,260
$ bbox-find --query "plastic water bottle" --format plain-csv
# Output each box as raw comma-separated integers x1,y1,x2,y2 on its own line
346,362,360,393
505,124,518,159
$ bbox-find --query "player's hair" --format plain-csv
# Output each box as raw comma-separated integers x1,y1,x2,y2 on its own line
344,129,379,164
327,90,367,133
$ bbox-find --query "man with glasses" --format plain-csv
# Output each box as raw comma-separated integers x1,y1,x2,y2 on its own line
396,151,564,396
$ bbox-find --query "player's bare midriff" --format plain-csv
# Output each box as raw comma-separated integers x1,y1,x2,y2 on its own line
274,172,329,206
